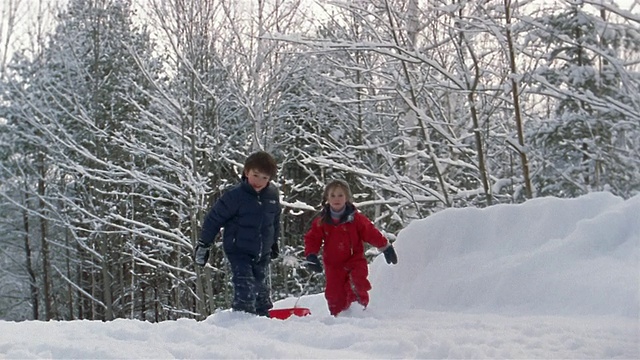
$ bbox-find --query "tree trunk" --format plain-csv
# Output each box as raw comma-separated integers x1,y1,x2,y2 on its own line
65,227,73,319
37,153,53,320
504,0,533,199
100,233,114,320
384,0,450,209
468,90,492,206
22,190,39,320
456,5,492,205
77,240,88,320
91,254,97,319
154,285,159,323
141,283,147,321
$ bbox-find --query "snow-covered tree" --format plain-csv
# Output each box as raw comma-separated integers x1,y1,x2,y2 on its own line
1,0,164,321
527,2,640,198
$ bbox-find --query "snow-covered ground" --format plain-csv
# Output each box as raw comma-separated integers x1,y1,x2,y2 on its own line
1,192,638,359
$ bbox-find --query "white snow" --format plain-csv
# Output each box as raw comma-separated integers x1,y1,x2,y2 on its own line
0,192,638,359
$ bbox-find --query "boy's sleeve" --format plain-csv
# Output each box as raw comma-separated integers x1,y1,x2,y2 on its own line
200,192,238,246
304,218,323,256
273,202,281,243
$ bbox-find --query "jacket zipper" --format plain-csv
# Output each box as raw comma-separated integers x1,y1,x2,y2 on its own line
257,194,263,257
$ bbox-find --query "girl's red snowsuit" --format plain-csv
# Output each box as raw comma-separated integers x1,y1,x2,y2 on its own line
304,203,389,316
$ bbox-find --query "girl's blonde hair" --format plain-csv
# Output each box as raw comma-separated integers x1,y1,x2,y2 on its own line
323,179,352,203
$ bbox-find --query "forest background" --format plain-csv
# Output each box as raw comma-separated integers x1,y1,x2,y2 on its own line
0,0,638,322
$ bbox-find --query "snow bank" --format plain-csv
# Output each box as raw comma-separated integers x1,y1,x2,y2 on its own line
370,192,640,317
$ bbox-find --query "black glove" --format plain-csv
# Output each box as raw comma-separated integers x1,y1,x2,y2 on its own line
305,254,323,273
383,244,398,265
270,242,279,260
194,241,211,266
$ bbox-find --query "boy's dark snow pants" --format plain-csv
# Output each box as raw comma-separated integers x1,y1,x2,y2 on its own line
227,252,273,316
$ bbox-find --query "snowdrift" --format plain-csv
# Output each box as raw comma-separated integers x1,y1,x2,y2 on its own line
369,192,640,318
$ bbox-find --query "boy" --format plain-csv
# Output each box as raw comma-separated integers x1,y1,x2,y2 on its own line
194,151,281,316
304,179,398,316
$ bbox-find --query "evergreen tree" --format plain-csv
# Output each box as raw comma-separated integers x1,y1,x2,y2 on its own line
1,0,164,320
528,3,640,198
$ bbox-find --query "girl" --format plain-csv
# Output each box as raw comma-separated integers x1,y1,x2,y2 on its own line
304,179,397,316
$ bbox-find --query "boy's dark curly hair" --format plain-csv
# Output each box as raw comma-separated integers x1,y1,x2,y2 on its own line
243,151,278,178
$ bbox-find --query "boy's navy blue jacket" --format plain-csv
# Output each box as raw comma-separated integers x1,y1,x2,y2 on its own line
200,178,281,258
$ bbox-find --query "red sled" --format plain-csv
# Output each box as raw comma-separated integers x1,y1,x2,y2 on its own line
268,307,311,320
268,268,316,320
